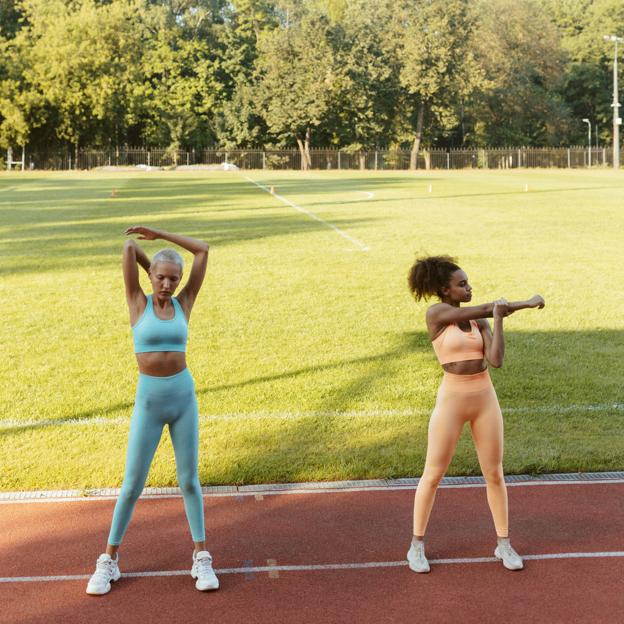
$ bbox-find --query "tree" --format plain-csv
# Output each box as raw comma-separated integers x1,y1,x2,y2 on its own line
395,0,485,167
140,32,220,154
10,0,148,158
465,0,571,146
542,0,624,145
326,0,401,166
255,0,337,168
213,0,275,147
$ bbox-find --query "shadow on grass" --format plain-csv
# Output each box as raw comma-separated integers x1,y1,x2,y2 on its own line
194,328,623,483
0,333,430,438
1,219,378,276
0,399,134,438
0,174,392,275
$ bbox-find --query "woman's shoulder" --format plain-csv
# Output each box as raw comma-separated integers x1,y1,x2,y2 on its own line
425,302,452,321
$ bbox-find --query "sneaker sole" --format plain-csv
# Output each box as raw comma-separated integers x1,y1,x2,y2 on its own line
86,571,121,596
191,572,219,591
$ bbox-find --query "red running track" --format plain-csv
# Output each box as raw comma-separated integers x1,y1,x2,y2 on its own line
1,481,623,624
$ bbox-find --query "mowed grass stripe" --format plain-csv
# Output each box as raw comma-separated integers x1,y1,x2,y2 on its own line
1,169,623,489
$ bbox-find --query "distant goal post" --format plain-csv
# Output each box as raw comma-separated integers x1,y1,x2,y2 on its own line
6,146,26,171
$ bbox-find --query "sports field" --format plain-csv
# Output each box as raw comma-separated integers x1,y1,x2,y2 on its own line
1,168,623,491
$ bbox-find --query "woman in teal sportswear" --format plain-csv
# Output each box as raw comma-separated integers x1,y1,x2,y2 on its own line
86,226,219,595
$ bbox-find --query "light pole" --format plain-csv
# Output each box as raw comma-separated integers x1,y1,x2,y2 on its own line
603,35,623,169
582,118,591,166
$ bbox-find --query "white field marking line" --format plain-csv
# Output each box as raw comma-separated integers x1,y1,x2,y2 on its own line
2,402,623,431
2,551,624,583
3,479,624,505
359,191,374,199
240,173,370,252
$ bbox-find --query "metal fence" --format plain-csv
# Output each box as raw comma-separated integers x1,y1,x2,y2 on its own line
5,146,615,171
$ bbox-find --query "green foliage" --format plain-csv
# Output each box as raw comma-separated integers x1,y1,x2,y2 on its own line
543,0,624,145
327,0,400,151
0,0,623,151
467,0,570,146
255,1,336,149
396,0,486,145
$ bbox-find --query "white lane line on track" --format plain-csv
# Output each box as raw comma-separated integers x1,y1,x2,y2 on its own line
3,551,624,583
2,478,623,504
240,173,370,252
3,402,622,431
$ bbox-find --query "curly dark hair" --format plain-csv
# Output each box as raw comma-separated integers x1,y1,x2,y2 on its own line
407,255,460,301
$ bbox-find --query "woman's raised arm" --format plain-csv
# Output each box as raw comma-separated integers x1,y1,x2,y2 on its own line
122,239,149,305
124,226,209,311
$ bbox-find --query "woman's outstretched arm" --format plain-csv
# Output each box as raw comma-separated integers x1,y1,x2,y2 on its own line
427,295,545,326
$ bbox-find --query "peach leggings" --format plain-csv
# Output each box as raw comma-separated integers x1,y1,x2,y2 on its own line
413,369,508,537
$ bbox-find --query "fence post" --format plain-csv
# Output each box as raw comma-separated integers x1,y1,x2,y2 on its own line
262,151,266,169
446,152,450,169
6,147,11,170
69,152,72,171
603,147,606,165
374,151,378,170
567,148,570,168
186,152,190,166
338,151,341,170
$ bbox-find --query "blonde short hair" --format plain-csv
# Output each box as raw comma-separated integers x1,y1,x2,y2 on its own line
151,248,183,271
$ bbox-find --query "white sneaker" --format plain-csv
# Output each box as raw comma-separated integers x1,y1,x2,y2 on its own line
407,538,430,573
86,554,121,595
495,540,524,570
191,550,219,591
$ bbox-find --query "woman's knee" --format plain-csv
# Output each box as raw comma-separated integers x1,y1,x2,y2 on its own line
119,480,143,502
419,467,445,489
178,471,201,496
482,466,505,487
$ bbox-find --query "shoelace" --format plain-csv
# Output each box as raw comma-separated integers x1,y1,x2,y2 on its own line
500,543,519,559
410,542,427,560
91,559,115,583
195,556,214,577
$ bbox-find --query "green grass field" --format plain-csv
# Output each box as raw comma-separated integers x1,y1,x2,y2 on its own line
1,168,623,491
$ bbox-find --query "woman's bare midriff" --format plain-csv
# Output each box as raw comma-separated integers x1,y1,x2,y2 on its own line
136,352,187,376
442,358,487,375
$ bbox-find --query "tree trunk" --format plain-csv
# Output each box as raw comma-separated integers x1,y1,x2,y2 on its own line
410,103,425,170
304,127,312,169
296,136,307,170
359,151,366,170
74,140,79,171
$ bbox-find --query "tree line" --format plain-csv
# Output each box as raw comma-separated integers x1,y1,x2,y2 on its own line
1,0,622,168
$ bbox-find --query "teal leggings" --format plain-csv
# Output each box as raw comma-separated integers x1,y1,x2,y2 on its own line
108,368,205,545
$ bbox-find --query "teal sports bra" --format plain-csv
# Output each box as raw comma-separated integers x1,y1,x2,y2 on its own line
132,295,188,353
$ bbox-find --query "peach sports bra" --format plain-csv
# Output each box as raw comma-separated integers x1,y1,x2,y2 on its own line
431,320,484,365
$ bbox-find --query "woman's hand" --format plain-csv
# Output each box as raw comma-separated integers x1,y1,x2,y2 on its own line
125,226,160,241
529,294,545,309
493,298,510,319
